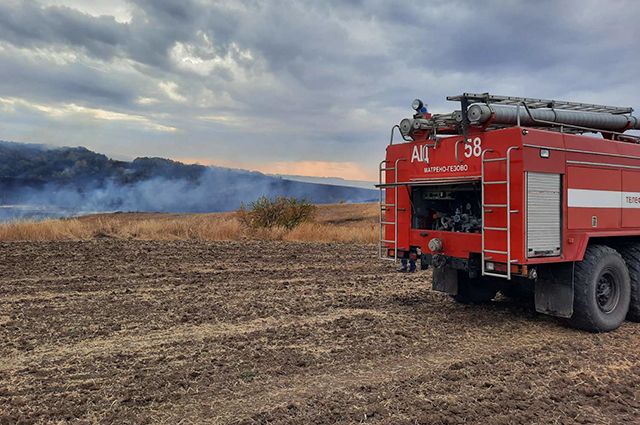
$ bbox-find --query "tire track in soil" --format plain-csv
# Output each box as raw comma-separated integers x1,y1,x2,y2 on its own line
173,335,566,424
0,308,386,372
191,327,640,425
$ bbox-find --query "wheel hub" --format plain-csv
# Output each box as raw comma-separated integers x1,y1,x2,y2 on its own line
596,271,620,314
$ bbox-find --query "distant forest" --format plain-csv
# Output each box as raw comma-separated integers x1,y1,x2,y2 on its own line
0,141,220,186
0,141,376,218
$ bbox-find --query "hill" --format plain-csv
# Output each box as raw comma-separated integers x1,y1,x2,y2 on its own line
0,141,376,220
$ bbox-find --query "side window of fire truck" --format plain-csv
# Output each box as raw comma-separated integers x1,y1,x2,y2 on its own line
464,137,482,158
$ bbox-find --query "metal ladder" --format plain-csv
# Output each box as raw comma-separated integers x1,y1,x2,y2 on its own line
481,146,519,279
378,159,404,262
447,92,633,114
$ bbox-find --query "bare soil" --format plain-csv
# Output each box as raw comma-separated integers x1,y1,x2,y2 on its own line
1,240,639,424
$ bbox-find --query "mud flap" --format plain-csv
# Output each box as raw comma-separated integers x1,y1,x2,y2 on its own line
432,267,458,295
534,262,575,318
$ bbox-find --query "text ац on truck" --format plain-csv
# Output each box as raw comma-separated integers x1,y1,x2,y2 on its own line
378,92,640,332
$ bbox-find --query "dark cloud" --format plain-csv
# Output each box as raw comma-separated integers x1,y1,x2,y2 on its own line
0,0,637,178
2,59,134,106
0,0,128,59
130,0,200,23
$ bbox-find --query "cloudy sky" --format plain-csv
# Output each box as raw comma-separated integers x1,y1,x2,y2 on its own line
0,0,638,181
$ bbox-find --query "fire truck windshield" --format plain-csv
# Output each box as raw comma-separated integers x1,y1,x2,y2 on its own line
410,182,482,233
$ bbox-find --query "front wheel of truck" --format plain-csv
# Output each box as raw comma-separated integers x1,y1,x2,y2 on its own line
568,245,630,332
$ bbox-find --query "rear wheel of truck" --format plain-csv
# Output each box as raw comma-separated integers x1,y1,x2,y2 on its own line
452,273,498,304
617,243,640,322
569,245,630,332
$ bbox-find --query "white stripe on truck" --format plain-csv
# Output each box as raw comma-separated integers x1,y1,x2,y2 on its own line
567,189,640,209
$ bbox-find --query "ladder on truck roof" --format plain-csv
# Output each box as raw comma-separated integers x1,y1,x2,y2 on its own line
481,146,519,279
447,93,633,115
378,159,405,262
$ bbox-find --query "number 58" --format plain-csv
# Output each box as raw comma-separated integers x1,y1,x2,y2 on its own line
464,137,482,158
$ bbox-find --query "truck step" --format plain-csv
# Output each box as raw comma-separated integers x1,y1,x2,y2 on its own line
483,271,510,279
484,249,508,255
483,157,507,163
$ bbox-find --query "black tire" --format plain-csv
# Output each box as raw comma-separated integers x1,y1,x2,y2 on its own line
452,273,498,304
617,243,640,322
569,245,631,332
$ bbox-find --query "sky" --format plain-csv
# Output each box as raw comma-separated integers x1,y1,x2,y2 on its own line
0,0,638,181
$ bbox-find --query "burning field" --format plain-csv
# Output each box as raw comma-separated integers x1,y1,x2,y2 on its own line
1,237,639,424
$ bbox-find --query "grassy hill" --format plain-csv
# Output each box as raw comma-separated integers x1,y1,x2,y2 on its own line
0,141,376,219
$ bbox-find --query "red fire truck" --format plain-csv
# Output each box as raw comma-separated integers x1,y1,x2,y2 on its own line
379,93,640,332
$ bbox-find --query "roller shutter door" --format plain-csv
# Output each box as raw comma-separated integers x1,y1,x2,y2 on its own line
527,172,561,257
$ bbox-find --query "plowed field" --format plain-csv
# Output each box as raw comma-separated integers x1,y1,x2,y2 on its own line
1,240,639,424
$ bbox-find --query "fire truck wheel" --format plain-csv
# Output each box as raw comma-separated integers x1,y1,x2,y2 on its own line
452,273,498,304
569,245,631,332
617,243,640,322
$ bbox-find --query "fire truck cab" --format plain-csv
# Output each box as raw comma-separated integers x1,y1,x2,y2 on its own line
379,93,640,332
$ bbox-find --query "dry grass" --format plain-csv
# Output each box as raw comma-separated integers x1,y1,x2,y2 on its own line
0,203,378,243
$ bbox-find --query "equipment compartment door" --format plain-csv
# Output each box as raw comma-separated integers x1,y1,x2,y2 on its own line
526,172,561,257
622,170,640,228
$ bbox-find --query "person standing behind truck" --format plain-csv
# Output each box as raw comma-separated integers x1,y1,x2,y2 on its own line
398,248,418,273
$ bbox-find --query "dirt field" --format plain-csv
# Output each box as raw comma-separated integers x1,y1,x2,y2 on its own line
1,240,639,424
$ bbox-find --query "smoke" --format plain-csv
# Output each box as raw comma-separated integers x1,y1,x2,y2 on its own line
0,142,376,220
0,157,375,220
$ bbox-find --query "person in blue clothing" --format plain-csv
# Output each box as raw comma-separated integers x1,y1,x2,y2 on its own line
398,249,418,273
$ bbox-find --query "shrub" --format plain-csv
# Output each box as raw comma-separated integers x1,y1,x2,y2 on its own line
237,196,316,230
